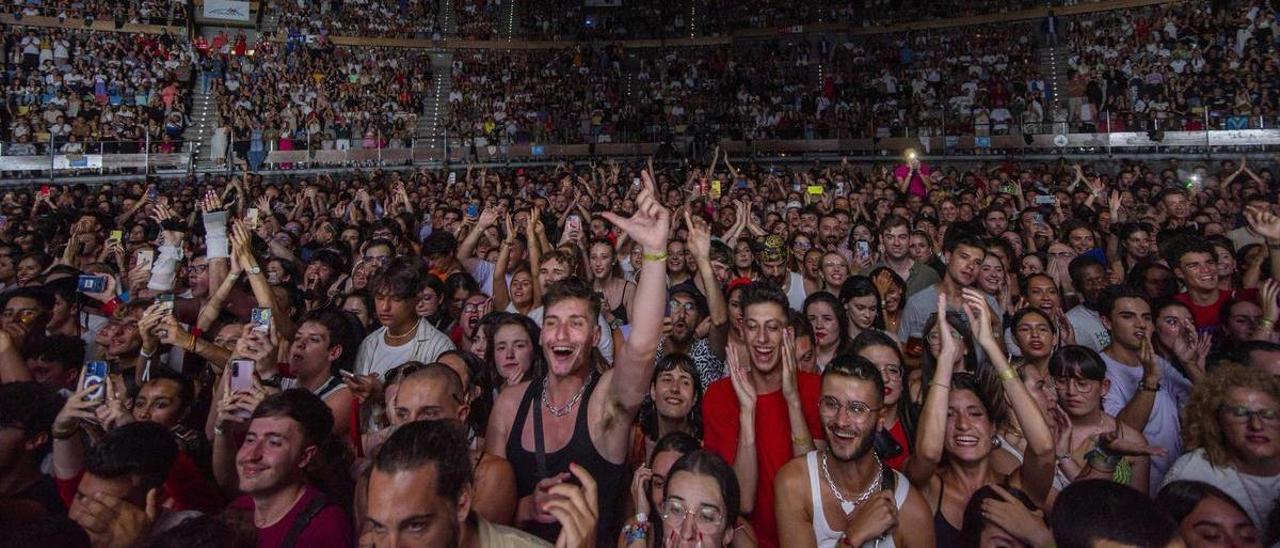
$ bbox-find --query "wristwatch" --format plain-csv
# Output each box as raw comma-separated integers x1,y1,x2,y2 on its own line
1138,379,1160,392
249,265,261,275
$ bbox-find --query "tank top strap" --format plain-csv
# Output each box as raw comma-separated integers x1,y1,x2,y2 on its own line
569,372,601,439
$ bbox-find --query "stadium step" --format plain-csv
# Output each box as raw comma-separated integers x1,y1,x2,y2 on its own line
415,51,455,149
440,0,458,37
1038,44,1069,108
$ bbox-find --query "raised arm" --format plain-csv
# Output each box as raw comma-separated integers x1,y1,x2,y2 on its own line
1244,205,1280,284
600,169,670,415
457,206,500,262
962,289,1054,506
492,214,516,313
905,293,960,487
687,211,730,359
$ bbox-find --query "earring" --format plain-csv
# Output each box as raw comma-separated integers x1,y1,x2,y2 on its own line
992,435,1002,448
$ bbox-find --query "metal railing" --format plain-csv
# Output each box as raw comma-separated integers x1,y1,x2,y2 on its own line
4,122,1279,180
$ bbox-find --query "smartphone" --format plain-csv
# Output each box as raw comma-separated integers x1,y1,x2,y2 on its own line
136,249,155,270
156,293,174,315
0,215,8,231
251,307,272,332
567,214,581,233
836,181,846,197
83,361,109,403
465,204,479,218
77,275,108,293
147,187,159,201
39,185,51,198
710,180,722,199
631,177,641,190
109,229,123,242
245,207,260,227
448,172,457,185
1035,195,1057,205
856,240,871,258
229,358,255,407
806,185,824,196
1033,213,1045,225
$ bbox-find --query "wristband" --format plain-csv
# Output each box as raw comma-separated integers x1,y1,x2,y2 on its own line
997,368,1017,382
643,251,669,262
792,432,812,447
1138,379,1160,392
52,424,80,440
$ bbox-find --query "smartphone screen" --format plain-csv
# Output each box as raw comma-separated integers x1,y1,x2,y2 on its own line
83,361,109,403
251,308,272,332
229,359,255,408
136,249,155,270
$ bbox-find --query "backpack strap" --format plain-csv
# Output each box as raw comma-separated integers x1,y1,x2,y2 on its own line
281,491,329,548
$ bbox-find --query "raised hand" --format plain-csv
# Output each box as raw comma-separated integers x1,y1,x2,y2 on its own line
841,491,899,546
684,210,711,262
478,205,501,228
547,463,599,548
936,293,960,370
980,485,1054,547
960,288,997,348
1245,205,1280,240
70,488,159,548
600,169,670,253
726,344,756,412
780,328,800,401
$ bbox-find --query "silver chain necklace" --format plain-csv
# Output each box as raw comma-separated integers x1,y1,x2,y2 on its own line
821,450,883,515
541,377,589,417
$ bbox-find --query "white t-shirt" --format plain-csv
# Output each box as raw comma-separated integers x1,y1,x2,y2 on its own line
1066,305,1111,352
1101,352,1191,492
354,320,456,378
1162,449,1278,536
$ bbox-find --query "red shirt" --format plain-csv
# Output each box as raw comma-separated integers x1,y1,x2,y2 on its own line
229,485,352,548
884,419,911,471
1174,288,1257,332
702,372,824,548
57,451,223,513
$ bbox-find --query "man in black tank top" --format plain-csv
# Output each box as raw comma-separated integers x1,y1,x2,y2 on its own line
485,170,672,545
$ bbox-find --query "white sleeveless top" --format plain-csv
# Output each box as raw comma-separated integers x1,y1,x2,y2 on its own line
787,271,809,311
806,450,908,548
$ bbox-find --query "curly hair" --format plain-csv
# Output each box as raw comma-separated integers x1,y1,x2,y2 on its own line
1181,364,1280,467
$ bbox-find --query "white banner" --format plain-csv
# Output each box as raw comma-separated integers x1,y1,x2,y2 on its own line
53,154,103,169
203,0,251,21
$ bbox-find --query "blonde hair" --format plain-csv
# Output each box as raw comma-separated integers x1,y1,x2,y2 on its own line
1181,364,1280,466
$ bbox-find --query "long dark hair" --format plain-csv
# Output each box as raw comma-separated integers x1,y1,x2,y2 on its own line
639,353,704,442
839,275,887,330
803,291,852,358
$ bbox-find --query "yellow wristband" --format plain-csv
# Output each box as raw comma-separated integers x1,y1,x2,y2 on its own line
643,251,669,262
997,368,1017,382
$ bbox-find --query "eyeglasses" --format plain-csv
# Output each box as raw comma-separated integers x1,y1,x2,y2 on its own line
659,499,724,533
878,365,903,380
1054,377,1097,394
187,264,209,274
1219,404,1279,425
668,300,697,313
818,396,881,419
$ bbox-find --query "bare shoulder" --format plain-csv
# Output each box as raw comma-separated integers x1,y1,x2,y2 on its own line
775,456,811,497
493,380,533,417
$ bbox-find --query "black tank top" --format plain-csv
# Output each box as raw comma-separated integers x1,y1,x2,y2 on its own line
933,479,960,548
505,373,624,545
